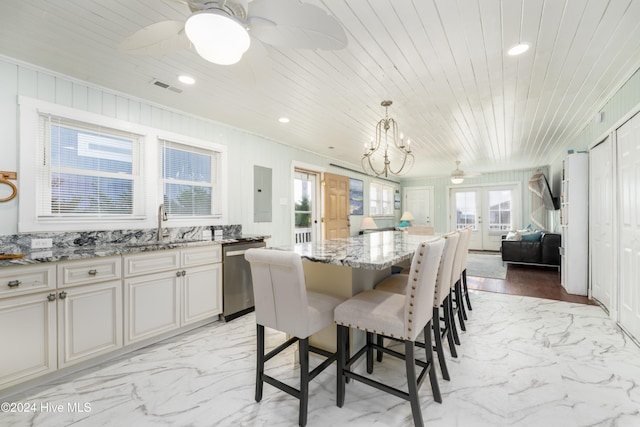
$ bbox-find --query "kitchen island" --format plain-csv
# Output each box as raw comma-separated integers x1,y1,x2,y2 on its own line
286,230,441,351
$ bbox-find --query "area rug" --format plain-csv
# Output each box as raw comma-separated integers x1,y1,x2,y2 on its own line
466,252,507,279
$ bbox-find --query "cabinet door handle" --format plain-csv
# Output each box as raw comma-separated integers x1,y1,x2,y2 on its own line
59,291,67,299
176,271,182,277
88,269,98,276
47,293,56,302
182,270,186,276
7,280,21,288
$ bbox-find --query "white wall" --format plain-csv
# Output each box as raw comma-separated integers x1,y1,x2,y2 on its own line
548,67,640,189
0,57,399,247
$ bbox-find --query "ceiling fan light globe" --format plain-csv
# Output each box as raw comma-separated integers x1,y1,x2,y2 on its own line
185,10,250,65
451,176,464,184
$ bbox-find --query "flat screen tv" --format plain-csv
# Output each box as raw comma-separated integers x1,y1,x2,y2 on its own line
528,172,559,210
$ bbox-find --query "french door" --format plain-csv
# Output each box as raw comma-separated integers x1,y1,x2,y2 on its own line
450,185,518,251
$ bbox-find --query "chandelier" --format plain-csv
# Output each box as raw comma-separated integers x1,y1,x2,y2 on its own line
362,100,414,177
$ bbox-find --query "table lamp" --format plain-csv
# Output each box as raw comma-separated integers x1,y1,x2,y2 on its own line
361,216,377,232
398,211,415,228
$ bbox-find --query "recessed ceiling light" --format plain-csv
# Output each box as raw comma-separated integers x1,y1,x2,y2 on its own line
278,117,290,123
178,75,195,85
507,43,529,56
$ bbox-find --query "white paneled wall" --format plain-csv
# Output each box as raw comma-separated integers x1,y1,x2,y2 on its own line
0,57,399,245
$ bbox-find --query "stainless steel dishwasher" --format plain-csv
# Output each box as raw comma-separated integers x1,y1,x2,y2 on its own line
222,240,266,321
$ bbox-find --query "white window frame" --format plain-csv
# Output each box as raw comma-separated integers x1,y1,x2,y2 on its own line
19,97,227,232
369,181,394,217
157,131,227,228
38,114,144,219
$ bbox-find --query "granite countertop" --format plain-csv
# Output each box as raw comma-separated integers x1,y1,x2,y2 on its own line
290,230,441,270
0,234,270,268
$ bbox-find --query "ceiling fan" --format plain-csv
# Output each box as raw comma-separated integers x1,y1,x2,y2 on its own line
119,0,348,69
450,160,480,184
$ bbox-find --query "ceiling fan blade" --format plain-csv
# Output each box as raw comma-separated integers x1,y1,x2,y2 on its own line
119,21,189,55
247,0,347,50
228,38,271,86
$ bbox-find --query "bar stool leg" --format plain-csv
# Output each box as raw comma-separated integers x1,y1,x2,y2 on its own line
463,269,473,311
455,281,467,329
299,338,309,427
423,321,442,403
404,341,425,427
256,324,265,402
336,325,347,408
448,291,461,345
366,332,374,374
432,307,450,380
442,296,458,356
376,334,384,362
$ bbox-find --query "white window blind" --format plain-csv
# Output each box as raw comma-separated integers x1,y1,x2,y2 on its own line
160,139,221,218
370,182,394,216
37,114,142,218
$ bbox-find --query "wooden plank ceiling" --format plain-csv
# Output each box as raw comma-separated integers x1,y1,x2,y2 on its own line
1,0,640,178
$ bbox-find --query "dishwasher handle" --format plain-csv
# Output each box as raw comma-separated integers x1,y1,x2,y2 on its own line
226,249,250,257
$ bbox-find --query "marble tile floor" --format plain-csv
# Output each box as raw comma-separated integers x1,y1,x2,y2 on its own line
2,290,640,427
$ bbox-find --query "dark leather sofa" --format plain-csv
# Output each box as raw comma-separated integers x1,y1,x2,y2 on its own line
501,232,561,268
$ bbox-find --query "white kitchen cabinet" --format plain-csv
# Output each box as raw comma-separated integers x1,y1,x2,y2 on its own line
57,280,123,368
0,244,222,392
123,245,222,344
181,245,222,326
0,291,57,389
560,152,589,295
56,257,123,368
124,270,181,345
182,263,222,326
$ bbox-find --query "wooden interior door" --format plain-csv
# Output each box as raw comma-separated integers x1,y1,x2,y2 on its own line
323,172,350,239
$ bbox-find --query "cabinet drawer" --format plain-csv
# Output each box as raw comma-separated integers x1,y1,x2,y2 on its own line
0,264,56,299
124,250,180,277
58,257,121,288
181,245,222,267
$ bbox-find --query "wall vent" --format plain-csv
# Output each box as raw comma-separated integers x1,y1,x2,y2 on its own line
150,78,183,93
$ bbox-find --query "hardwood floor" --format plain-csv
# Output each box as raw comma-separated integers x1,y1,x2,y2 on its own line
466,260,594,305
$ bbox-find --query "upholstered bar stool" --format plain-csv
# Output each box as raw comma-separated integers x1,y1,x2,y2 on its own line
450,228,471,341
334,238,445,427
245,248,345,427
374,231,460,380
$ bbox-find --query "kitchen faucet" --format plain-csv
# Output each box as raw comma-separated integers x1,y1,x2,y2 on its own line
158,203,169,242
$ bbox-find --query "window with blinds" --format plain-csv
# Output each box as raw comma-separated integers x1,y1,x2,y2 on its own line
37,114,142,218
369,182,394,216
160,139,221,218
